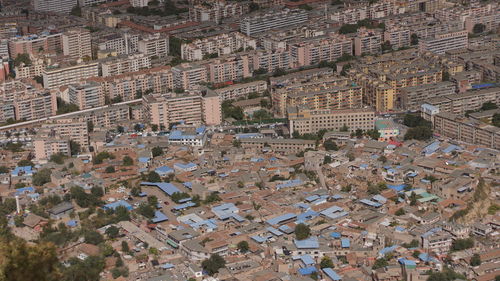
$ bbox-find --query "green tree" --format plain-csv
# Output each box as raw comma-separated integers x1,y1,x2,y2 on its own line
151,124,158,131
0,166,8,174
324,139,339,151
492,113,500,127
105,166,115,173
373,257,388,269
339,24,358,34
473,23,486,34
381,41,393,52
90,186,104,198
152,146,163,157
295,223,311,240
481,101,498,111
395,208,405,216
105,226,120,238
61,255,105,281
237,241,249,253
17,159,34,167
410,33,419,45
470,253,481,266
147,171,161,182
84,230,104,245
451,238,474,251
122,156,133,166
69,140,80,156
70,3,82,16
404,126,433,141
32,169,52,186
320,255,334,268
410,192,418,206
121,241,130,252
201,254,226,276
137,203,155,218
426,267,466,281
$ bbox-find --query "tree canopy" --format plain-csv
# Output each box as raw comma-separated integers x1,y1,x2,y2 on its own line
295,223,311,240
201,254,226,276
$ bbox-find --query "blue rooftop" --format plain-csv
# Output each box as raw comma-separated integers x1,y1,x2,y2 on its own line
173,202,196,211
423,141,441,155
359,199,382,208
155,166,174,175
11,166,33,176
298,266,316,275
330,232,341,239
267,226,284,236
183,182,193,189
341,238,350,248
322,268,341,281
294,237,319,249
266,213,296,225
276,179,303,190
174,162,197,170
103,200,133,211
293,254,315,266
398,258,416,267
151,211,169,223
15,186,35,195
141,182,180,196
387,184,406,192
379,245,398,256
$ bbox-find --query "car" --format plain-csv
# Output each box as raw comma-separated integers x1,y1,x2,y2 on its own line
164,201,169,205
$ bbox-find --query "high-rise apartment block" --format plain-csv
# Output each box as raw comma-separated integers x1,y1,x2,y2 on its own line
34,135,71,161
42,62,99,89
189,1,245,24
143,90,222,129
8,32,62,58
68,82,105,110
33,0,77,13
288,106,376,136
383,28,411,49
289,35,352,67
240,9,308,36
213,80,267,101
202,55,251,84
354,28,382,56
181,32,256,61
100,53,151,77
172,63,208,90
89,66,174,102
419,30,468,54
93,31,139,57
138,34,169,58
62,27,92,60
41,118,89,147
0,81,57,122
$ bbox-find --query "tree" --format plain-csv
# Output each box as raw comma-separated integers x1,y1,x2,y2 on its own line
323,155,332,164
402,239,419,248
249,2,259,12
69,140,80,156
492,113,500,127
232,140,241,148
410,33,419,45
134,124,142,132
32,169,52,186
117,126,125,133
451,238,474,251
320,256,334,268
442,71,450,81
339,24,358,34
91,186,104,198
426,267,466,281
137,203,155,218
122,156,133,166
372,258,389,269
272,68,287,77
481,101,498,111
410,192,418,206
147,171,161,182
17,159,34,167
84,230,104,245
70,4,82,16
378,155,387,163
105,166,115,173
404,126,433,141
340,124,349,132
395,208,405,216
0,239,61,281
152,146,163,157
470,253,481,266
121,241,130,252
381,41,393,52
151,124,158,131
324,139,339,151
201,254,226,276
237,241,249,253
412,250,421,259
473,23,486,34
61,255,105,281
295,223,311,240
87,121,94,133
0,166,8,174
56,98,79,115
105,226,120,238
147,196,158,207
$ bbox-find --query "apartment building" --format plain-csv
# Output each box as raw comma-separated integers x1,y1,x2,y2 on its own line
202,90,222,126
433,112,500,150
213,80,267,101
100,53,151,77
73,104,130,128
62,28,92,60
93,31,139,57
426,87,500,116
240,138,315,153
138,34,169,58
0,39,9,59
78,0,110,6
181,32,256,61
42,62,99,89
14,58,45,79
273,77,363,117
143,90,221,128
419,30,468,54
89,66,174,102
383,28,411,50
33,0,76,13
68,82,104,110
189,2,245,24
330,6,368,24
250,49,293,73
289,35,353,67
0,81,57,122
421,230,453,254
240,9,308,36
354,28,382,56
288,106,376,136
203,55,251,84
8,32,62,58
172,63,208,90
41,118,89,147
33,136,71,161
400,82,456,111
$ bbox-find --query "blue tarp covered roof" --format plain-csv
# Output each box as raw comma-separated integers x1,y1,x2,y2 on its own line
298,266,317,275
151,211,169,223
294,237,319,249
266,213,296,225
323,268,341,281
103,200,133,211
141,182,180,196
341,238,350,248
